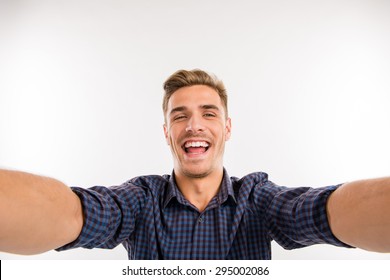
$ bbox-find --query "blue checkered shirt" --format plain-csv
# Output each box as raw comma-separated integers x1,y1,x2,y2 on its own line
57,169,351,259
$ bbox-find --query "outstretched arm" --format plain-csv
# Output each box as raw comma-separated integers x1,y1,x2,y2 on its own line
0,169,83,255
327,177,390,252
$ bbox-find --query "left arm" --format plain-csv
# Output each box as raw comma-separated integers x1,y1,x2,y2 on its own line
327,177,390,252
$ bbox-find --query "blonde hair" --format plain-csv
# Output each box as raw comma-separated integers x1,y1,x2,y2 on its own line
163,69,228,120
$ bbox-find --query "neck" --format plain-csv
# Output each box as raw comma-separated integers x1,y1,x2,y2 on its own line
174,168,224,212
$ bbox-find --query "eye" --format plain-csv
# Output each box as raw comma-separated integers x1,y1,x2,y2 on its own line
204,112,216,118
173,115,186,121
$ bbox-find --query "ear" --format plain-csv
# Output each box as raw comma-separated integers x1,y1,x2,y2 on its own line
163,124,170,145
225,117,232,141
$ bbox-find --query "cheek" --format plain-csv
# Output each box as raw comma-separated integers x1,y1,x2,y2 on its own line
214,124,228,139
166,126,181,146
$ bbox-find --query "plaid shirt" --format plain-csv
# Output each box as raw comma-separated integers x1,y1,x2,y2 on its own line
57,169,351,259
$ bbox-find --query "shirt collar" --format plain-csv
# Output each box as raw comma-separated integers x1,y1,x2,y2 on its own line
163,168,237,209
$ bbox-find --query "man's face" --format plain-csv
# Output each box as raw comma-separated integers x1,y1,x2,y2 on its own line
164,85,231,179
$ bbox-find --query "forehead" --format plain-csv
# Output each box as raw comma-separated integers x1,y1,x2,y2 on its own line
167,85,223,111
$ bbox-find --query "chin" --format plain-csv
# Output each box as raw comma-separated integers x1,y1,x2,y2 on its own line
180,166,213,179
183,171,210,179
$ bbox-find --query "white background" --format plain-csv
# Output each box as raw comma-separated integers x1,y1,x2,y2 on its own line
0,0,389,260
2,260,390,280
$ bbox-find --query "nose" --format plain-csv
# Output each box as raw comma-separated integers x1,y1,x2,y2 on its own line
185,114,205,133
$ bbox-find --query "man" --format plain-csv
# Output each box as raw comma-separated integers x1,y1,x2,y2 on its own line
0,69,390,259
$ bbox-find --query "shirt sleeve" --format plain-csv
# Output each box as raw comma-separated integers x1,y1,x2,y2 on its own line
260,181,354,250
56,183,146,251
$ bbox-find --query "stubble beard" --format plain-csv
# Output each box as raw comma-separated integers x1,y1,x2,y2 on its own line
176,154,224,180
181,167,213,179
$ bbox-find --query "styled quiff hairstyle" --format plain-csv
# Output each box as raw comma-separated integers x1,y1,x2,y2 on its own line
163,69,228,121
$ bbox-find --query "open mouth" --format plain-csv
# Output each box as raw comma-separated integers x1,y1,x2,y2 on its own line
182,141,210,154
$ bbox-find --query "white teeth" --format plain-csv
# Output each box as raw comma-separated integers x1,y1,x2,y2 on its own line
184,141,209,148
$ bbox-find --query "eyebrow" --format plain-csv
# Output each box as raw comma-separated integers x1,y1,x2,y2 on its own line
169,104,220,115
201,104,220,111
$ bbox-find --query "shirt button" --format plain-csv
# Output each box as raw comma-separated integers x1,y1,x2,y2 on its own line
198,217,204,223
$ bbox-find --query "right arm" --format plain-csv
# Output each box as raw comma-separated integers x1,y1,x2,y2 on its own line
0,169,83,255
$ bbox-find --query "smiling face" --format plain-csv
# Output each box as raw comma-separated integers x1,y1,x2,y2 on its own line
164,85,231,179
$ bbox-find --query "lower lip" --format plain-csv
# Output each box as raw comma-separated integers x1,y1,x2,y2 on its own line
183,147,210,159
